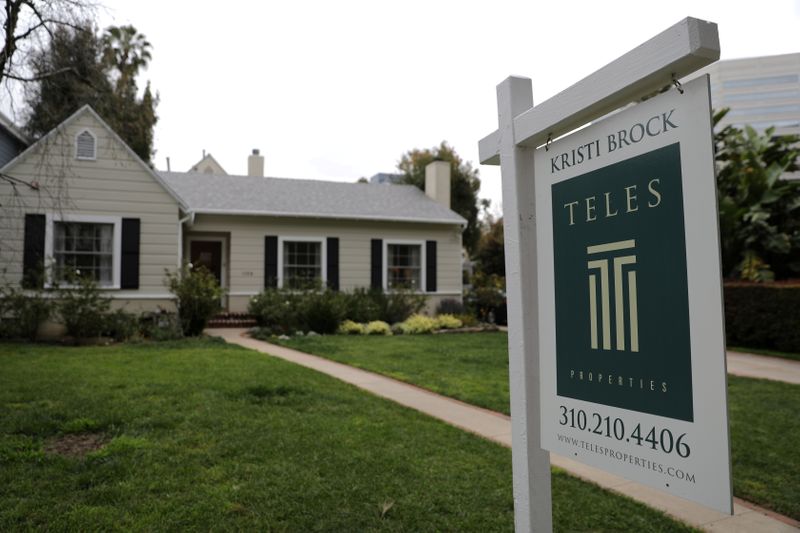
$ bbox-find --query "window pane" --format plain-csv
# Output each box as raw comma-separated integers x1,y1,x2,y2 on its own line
53,221,114,286
283,240,321,288
387,244,421,290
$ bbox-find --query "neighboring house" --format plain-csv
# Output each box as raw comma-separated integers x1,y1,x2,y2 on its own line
0,105,466,314
189,152,228,175
0,110,29,166
369,172,403,185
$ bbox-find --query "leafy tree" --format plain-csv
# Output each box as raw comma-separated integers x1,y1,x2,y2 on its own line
23,23,158,163
397,141,482,254
714,109,800,281
473,215,505,277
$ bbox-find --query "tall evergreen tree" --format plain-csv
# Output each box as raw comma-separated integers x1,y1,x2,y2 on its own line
24,24,158,164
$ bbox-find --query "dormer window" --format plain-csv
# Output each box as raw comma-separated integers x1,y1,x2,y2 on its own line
75,129,96,160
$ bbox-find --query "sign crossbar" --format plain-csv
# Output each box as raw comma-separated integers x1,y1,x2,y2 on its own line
480,17,720,166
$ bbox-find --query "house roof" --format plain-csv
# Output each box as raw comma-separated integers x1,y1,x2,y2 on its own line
0,110,29,146
159,171,467,226
0,105,188,212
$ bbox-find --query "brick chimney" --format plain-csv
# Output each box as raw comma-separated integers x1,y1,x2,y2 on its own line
424,160,451,209
248,149,264,177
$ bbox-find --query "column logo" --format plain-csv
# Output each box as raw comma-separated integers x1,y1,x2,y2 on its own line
587,239,638,352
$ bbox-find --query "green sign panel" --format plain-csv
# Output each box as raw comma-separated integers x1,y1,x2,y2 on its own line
551,143,693,421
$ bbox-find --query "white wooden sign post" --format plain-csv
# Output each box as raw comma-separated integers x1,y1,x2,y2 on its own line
480,17,728,532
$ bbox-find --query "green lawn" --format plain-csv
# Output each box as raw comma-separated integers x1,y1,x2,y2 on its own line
0,340,695,532
277,333,800,521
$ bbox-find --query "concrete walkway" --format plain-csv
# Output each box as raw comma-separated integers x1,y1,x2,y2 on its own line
727,350,800,385
208,328,798,532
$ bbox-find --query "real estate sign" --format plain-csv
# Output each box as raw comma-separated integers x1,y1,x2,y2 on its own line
536,75,733,513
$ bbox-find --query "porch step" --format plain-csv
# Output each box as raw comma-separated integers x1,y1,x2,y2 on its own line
207,313,257,328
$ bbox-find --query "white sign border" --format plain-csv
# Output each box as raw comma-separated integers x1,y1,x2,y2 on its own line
536,75,733,514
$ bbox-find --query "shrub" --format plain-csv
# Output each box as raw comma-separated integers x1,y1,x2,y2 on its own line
397,314,438,335
165,265,224,337
343,288,382,323
248,288,303,334
103,309,139,342
380,290,427,324
139,310,184,341
454,313,479,328
338,320,365,335
364,320,392,336
435,298,465,315
435,314,463,330
56,275,112,338
300,289,346,334
0,283,52,341
724,282,800,353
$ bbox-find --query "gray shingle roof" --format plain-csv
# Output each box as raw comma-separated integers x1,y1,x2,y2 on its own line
158,171,466,225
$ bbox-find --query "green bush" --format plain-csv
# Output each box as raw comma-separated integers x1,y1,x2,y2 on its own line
249,286,426,335
165,265,223,337
248,288,303,334
343,288,382,323
724,282,800,353
397,314,438,335
379,290,427,324
364,320,392,336
435,298,465,315
0,283,52,341
139,310,184,341
435,314,463,330
300,289,346,334
56,275,112,338
337,320,365,335
103,308,139,342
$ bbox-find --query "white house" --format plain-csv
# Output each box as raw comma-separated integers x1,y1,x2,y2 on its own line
0,105,466,314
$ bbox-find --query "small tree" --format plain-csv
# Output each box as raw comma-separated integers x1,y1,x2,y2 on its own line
165,265,223,336
714,109,800,281
473,215,505,277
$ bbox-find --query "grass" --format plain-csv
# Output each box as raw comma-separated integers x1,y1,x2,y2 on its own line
0,339,695,532
277,333,800,521
728,345,800,362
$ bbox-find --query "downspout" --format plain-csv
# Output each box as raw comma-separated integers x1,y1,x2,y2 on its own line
177,211,195,269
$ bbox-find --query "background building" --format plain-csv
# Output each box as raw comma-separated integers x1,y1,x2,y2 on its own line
691,52,799,178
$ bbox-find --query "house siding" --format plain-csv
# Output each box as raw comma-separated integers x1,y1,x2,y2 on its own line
186,213,463,313
0,111,180,300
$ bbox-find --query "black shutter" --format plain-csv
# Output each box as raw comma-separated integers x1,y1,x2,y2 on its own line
22,214,46,289
120,218,140,289
326,237,339,291
426,240,437,293
264,236,278,288
370,239,383,289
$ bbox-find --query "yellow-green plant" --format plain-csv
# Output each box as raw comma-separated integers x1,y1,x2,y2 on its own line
435,314,462,330
364,320,392,336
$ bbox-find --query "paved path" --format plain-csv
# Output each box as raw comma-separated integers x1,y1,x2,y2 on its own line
727,351,800,385
208,328,798,532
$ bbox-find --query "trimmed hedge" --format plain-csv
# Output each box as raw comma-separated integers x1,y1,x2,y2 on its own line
724,282,800,353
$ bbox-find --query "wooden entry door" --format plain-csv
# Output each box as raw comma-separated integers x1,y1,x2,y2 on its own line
190,240,222,285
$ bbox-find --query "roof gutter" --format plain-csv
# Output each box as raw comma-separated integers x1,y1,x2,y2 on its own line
189,208,467,228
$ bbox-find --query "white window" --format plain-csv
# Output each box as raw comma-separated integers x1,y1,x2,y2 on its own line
278,237,326,289
75,129,96,160
386,242,424,291
45,214,122,288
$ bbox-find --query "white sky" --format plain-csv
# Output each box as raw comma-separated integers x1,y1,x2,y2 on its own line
18,1,800,213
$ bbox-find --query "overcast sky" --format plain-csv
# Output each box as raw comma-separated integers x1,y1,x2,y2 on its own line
18,1,800,213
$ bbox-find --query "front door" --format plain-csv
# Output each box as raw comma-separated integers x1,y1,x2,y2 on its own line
190,240,222,285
